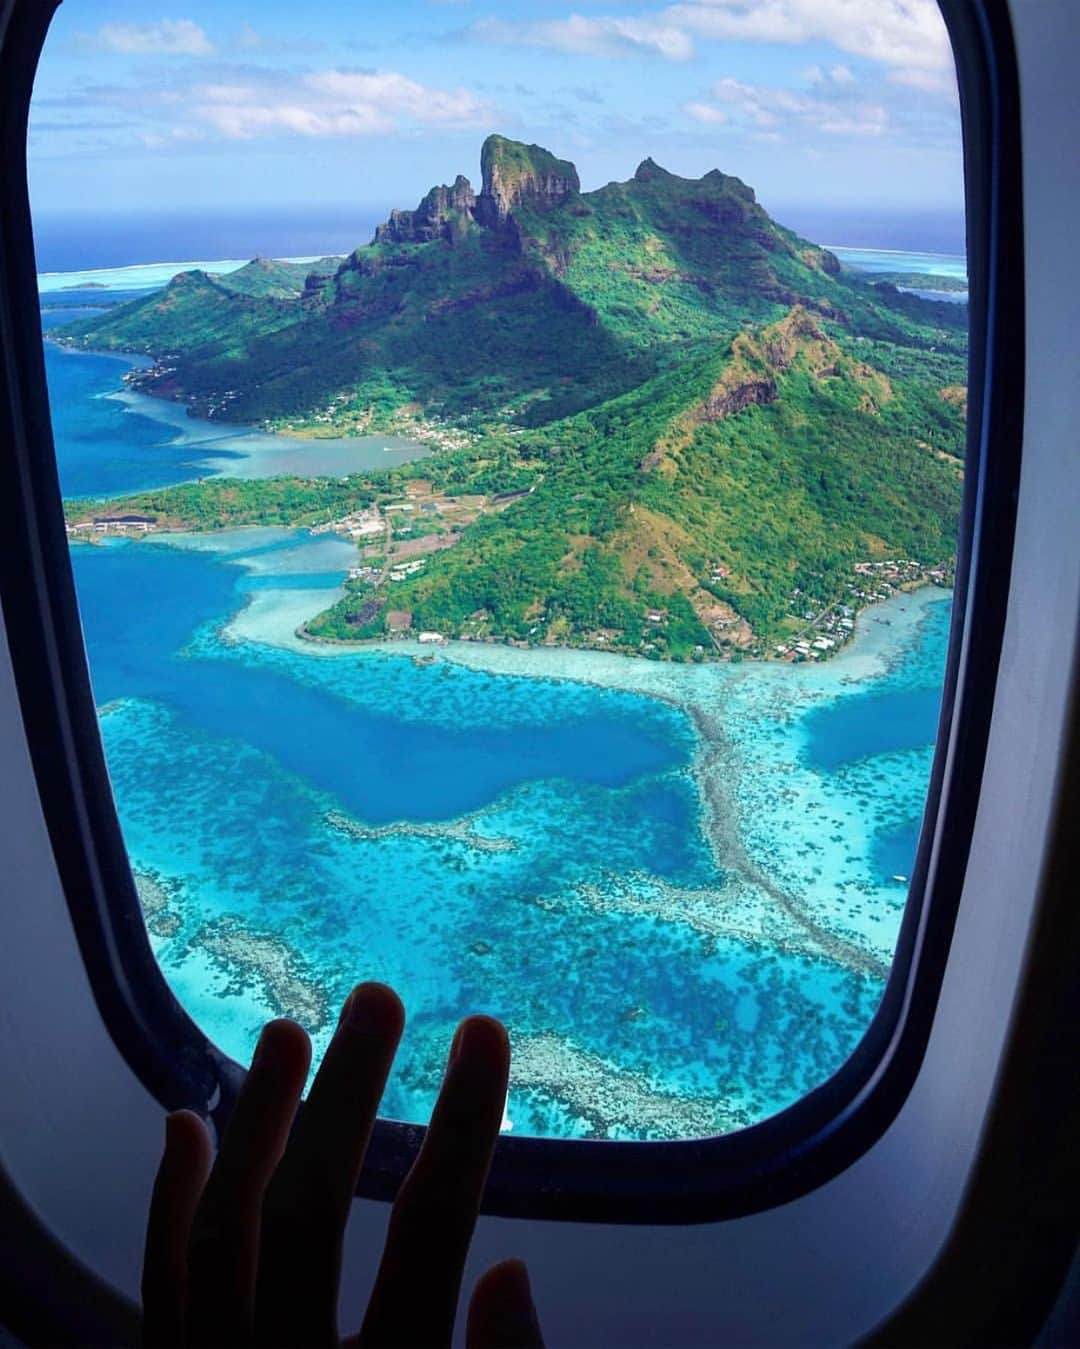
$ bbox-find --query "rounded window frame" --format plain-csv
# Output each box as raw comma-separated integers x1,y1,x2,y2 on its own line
0,0,1023,1223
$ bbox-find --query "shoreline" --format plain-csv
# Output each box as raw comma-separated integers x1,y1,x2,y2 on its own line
109,377,431,466
52,234,964,1137
416,589,946,974
52,327,953,665
93,538,948,1133
37,254,335,294
109,379,434,482
227,554,947,686
218,554,950,975
48,335,432,487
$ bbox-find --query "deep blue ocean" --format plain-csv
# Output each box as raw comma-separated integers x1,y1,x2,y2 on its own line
41,306,252,494
43,245,955,1139
32,207,383,275
31,206,965,274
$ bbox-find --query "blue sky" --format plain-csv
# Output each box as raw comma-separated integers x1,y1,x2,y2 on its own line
29,0,962,227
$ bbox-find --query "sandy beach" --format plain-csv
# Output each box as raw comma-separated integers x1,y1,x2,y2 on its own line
214,545,951,978
80,527,950,1137
105,386,432,479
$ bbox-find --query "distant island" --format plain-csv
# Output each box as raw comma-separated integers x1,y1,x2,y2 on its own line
862,270,968,294
59,134,966,660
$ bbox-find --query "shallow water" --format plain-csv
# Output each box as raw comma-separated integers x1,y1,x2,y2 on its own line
828,245,967,281
42,306,429,495
36,255,328,294
70,530,950,1138
48,253,955,1140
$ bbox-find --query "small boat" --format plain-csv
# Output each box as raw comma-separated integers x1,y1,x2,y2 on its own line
892,874,908,883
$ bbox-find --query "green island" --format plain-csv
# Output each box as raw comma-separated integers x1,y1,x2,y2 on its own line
850,270,968,294
59,134,966,661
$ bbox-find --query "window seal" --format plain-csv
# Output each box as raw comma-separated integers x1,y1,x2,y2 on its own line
0,0,1023,1223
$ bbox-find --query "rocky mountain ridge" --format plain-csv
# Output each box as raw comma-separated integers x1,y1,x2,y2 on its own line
58,134,967,655
373,134,583,245
374,174,477,245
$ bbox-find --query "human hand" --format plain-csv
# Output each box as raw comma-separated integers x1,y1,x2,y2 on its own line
142,983,544,1348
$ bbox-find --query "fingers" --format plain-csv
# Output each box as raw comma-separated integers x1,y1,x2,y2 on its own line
186,1019,311,1349
359,1016,510,1349
467,1260,545,1349
142,1110,213,1349
254,984,405,1349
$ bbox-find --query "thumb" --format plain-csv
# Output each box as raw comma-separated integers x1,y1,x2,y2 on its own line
467,1259,545,1349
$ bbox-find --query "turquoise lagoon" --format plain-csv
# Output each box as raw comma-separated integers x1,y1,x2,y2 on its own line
827,245,967,282
36,255,332,295
828,246,968,303
46,257,954,1141
42,305,430,497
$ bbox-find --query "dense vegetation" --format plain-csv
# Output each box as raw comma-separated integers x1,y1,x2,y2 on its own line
861,271,968,293
61,135,967,658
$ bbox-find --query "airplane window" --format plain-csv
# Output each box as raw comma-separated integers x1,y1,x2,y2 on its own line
27,1,969,1151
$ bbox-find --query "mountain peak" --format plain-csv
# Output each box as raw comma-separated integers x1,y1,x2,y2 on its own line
374,173,477,245
633,156,671,183
475,134,580,227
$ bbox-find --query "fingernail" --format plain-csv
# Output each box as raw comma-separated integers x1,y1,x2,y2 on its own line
164,1110,207,1155
501,1259,532,1298
476,1259,541,1344
252,1026,278,1070
344,982,403,1036
451,1015,508,1067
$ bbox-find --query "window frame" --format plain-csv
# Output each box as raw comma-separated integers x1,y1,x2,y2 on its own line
0,0,1023,1223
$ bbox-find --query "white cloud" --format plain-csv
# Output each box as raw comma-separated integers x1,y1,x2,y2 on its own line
801,63,858,91
684,100,729,124
52,56,492,147
306,70,485,125
191,67,490,141
196,101,389,140
467,0,953,97
470,14,694,62
661,0,951,75
84,19,216,57
888,66,956,95
690,72,889,138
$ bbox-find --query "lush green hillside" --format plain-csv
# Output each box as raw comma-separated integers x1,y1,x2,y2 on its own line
58,135,965,427
858,271,968,293
60,134,967,657
215,256,342,297
299,308,961,655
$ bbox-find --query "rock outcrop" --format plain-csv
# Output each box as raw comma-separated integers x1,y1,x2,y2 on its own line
701,376,779,421
634,158,755,207
473,134,580,228
374,175,477,245
374,137,581,243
